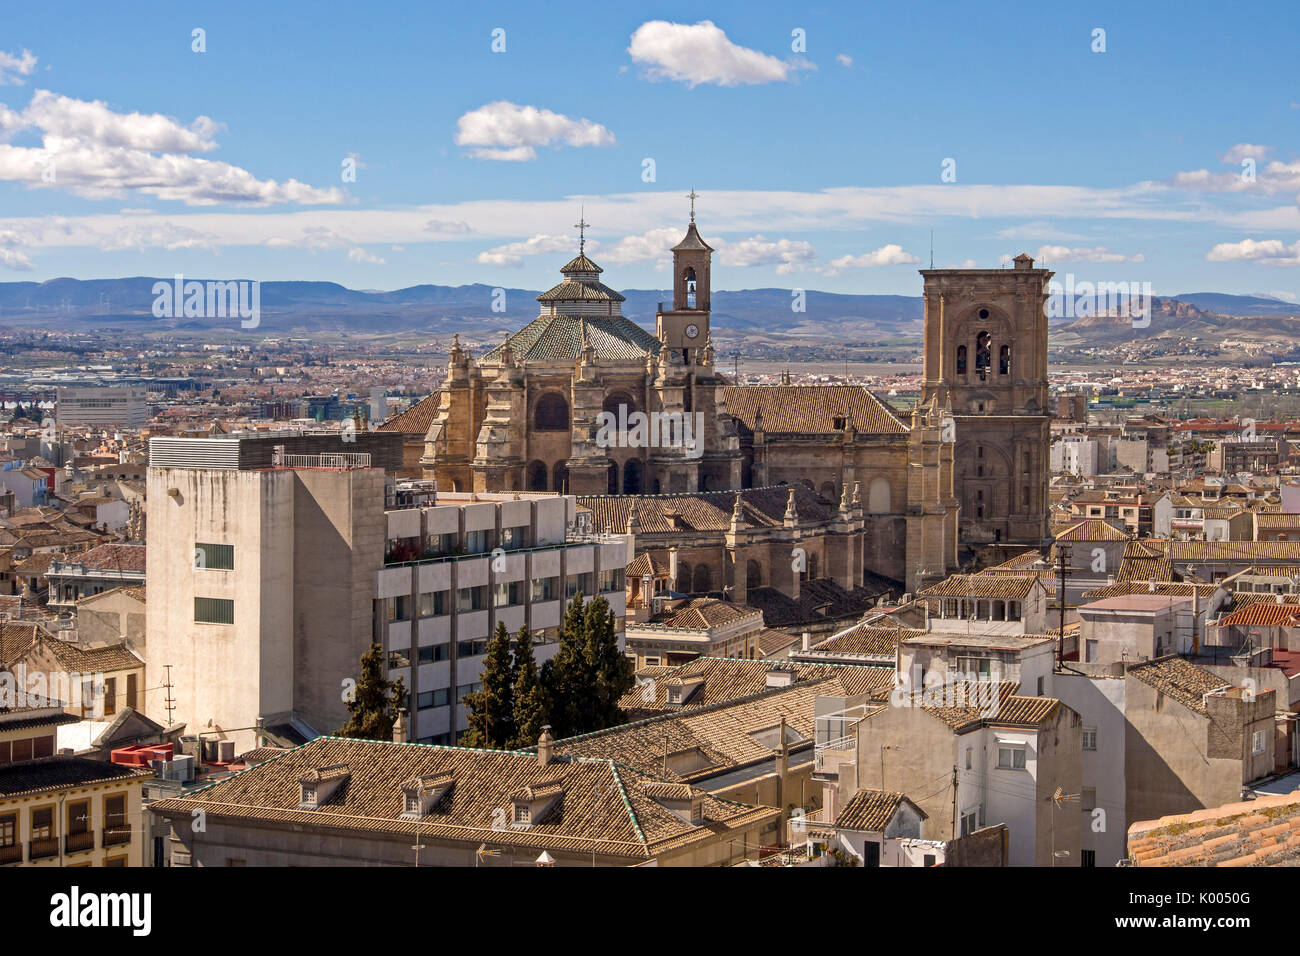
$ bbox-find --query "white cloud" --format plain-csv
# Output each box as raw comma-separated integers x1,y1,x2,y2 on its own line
0,49,37,86
822,244,919,274
1205,238,1300,265
23,90,220,152
347,247,386,265
836,53,853,67
627,20,810,87
1034,244,1145,264
101,221,218,252
716,235,817,274
454,101,614,162
0,88,344,206
1220,143,1273,164
477,233,575,267
424,218,471,234
600,227,681,265
0,228,32,269
997,221,1087,241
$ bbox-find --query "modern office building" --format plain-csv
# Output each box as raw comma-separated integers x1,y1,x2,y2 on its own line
55,386,149,428
145,433,632,752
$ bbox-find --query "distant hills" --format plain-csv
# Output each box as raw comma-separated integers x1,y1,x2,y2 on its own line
0,277,1296,349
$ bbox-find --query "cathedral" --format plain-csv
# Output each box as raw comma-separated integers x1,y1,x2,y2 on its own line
385,203,1059,588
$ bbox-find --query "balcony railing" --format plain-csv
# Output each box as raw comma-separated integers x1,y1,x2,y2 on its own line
0,843,21,865
103,823,131,846
814,735,856,772
64,831,95,854
29,836,59,860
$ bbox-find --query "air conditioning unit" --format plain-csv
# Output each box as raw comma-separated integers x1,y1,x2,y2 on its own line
218,740,235,763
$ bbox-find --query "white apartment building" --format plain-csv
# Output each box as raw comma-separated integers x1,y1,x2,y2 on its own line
145,434,632,753
56,386,149,428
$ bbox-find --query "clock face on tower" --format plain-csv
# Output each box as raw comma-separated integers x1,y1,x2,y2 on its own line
685,324,699,340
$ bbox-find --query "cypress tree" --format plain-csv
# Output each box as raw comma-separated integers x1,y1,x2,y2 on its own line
540,592,590,738
461,621,515,748
583,595,635,730
510,625,547,748
336,642,407,740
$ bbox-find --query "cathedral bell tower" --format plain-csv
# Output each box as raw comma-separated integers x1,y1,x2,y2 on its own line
656,189,712,364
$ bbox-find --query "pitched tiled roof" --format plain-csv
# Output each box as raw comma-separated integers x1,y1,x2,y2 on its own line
920,574,1039,600
1083,581,1220,600
1054,519,1131,542
619,656,892,714
1129,790,1300,867
1166,541,1300,562
835,789,925,831
809,621,926,658
377,394,440,436
0,756,152,799
481,314,658,364
1217,603,1300,628
1255,513,1300,530
57,542,145,573
1127,656,1229,715
671,222,714,253
657,598,758,630
149,736,777,859
627,550,673,579
724,385,906,435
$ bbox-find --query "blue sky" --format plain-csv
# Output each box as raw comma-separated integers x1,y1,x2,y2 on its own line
0,0,1297,300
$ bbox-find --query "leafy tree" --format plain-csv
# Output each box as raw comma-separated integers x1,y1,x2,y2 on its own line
461,621,516,748
336,642,407,741
510,625,547,748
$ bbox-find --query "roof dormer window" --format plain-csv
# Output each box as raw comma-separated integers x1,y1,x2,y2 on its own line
400,772,454,819
298,764,350,809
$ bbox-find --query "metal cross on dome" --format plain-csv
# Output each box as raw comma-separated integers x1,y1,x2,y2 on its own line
574,208,590,255
687,189,698,222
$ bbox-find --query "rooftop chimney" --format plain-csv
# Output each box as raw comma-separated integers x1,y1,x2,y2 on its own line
801,630,811,651
392,709,408,744
538,725,555,767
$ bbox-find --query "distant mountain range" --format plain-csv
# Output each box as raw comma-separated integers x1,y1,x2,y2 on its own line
0,277,1296,348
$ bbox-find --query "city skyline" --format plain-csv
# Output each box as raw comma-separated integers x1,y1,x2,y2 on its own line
0,1,1295,300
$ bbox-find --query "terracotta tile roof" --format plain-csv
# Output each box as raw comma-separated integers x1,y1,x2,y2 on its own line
723,385,906,435
1166,541,1300,563
0,622,50,666
619,655,892,715
377,394,440,436
746,577,896,627
149,736,777,859
0,756,152,800
1255,513,1300,530
76,584,146,605
57,542,146,574
627,550,673,579
1083,581,1220,599
564,674,887,781
1128,789,1300,867
1127,656,1229,715
835,789,925,831
810,621,926,658
1217,603,1300,628
1054,519,1132,542
921,574,1041,600
657,598,758,630
893,683,1061,732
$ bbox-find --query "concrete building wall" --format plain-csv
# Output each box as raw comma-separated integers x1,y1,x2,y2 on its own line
1052,668,1126,866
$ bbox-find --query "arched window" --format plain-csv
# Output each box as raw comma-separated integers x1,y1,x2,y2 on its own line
606,460,618,494
807,553,818,580
999,344,1011,375
746,560,763,589
693,565,711,593
684,267,697,309
975,331,991,380
622,459,642,494
534,393,569,432
678,561,692,592
956,345,967,375
868,477,891,514
819,481,836,501
602,391,636,419
552,462,568,494
526,460,548,491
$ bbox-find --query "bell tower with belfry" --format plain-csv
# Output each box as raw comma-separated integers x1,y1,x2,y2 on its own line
919,253,1052,547
657,189,713,360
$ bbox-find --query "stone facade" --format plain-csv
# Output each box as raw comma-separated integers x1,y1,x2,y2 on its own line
920,254,1052,545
